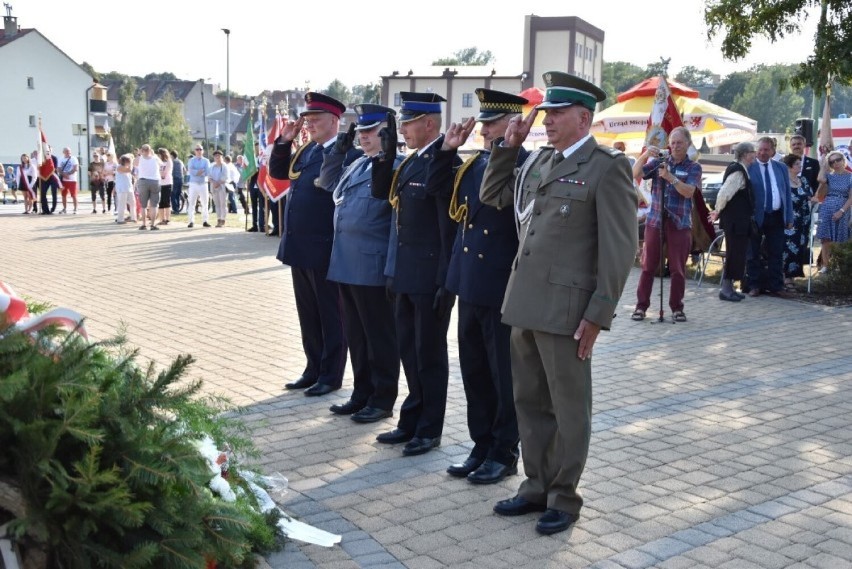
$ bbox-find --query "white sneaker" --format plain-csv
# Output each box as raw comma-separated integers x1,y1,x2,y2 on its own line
819,267,828,274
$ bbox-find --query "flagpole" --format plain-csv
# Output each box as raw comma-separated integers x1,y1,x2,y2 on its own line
222,28,231,158
246,99,254,232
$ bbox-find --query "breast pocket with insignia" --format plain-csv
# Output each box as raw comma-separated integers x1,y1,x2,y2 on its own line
550,185,589,226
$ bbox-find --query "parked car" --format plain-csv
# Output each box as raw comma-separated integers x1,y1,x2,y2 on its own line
701,172,723,209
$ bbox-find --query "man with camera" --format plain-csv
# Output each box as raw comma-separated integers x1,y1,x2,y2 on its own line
631,126,702,322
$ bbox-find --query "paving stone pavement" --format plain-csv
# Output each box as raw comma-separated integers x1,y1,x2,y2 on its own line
2,199,851,569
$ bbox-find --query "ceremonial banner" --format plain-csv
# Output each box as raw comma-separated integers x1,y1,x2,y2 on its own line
642,77,715,243
818,87,834,160
36,120,55,181
644,77,685,151
241,120,258,182
260,109,290,202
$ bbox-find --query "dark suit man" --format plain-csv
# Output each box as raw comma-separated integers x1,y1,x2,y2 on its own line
371,92,460,457
431,89,529,484
746,136,794,296
268,92,360,396
789,134,820,191
39,152,60,214
480,72,637,535
318,104,402,423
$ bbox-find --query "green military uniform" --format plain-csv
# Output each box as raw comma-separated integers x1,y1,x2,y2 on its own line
480,73,637,516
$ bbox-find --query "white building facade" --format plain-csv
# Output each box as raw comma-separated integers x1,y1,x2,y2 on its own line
0,16,92,169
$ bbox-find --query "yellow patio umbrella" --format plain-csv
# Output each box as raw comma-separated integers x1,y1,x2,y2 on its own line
591,77,757,154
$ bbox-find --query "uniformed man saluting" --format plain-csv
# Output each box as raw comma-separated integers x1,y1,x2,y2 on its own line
317,104,403,423
371,92,460,457
480,72,637,535
429,89,529,485
269,92,361,397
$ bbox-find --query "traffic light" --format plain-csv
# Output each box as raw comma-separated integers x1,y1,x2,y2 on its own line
794,118,814,147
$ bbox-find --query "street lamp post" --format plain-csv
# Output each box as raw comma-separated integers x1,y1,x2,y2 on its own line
222,28,231,158
199,78,209,153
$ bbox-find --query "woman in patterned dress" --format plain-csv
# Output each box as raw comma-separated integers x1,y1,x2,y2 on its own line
781,154,814,285
815,151,852,273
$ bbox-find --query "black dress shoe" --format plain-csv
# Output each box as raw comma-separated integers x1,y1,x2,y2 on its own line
535,509,579,535
447,455,485,477
351,407,392,423
493,495,546,516
719,291,743,302
329,399,366,415
376,428,413,444
304,383,338,397
247,226,259,232
284,376,316,390
402,437,441,456
467,459,518,485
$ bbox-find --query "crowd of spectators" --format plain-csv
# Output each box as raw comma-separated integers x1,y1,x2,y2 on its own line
2,144,281,232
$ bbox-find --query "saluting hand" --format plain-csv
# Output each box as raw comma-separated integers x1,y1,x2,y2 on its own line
279,117,304,143
441,117,476,151
379,112,398,159
334,122,357,154
502,109,538,148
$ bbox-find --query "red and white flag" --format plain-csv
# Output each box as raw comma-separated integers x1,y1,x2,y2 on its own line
36,120,56,181
260,108,290,203
0,281,88,340
818,88,834,161
643,77,713,238
643,77,691,154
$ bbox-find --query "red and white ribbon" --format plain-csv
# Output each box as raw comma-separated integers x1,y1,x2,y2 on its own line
0,282,88,339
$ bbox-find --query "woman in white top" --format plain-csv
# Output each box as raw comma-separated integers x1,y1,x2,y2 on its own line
135,144,162,230
102,152,117,213
156,148,174,226
114,154,137,224
18,154,37,214
208,150,229,227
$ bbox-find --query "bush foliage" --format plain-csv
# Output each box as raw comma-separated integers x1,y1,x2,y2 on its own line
0,325,281,569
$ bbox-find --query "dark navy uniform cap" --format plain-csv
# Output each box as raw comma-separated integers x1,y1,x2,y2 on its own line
475,88,529,122
300,92,347,118
353,104,396,131
399,92,446,124
537,71,607,111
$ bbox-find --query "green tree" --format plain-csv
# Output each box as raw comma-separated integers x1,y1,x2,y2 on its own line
731,65,804,131
601,61,646,107
705,0,851,94
216,89,243,99
828,83,852,116
710,71,751,109
644,58,672,78
675,66,716,87
142,71,178,82
80,61,97,80
116,91,192,156
325,79,352,106
432,47,495,66
352,83,381,104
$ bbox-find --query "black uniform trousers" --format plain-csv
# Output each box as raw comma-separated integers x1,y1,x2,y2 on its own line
39,177,59,213
340,283,400,411
394,292,453,439
747,210,785,293
457,300,519,466
290,267,347,388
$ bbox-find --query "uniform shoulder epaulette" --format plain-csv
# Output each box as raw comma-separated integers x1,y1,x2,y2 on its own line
595,145,621,158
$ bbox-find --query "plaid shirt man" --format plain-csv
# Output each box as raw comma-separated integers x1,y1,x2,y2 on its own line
643,156,702,230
